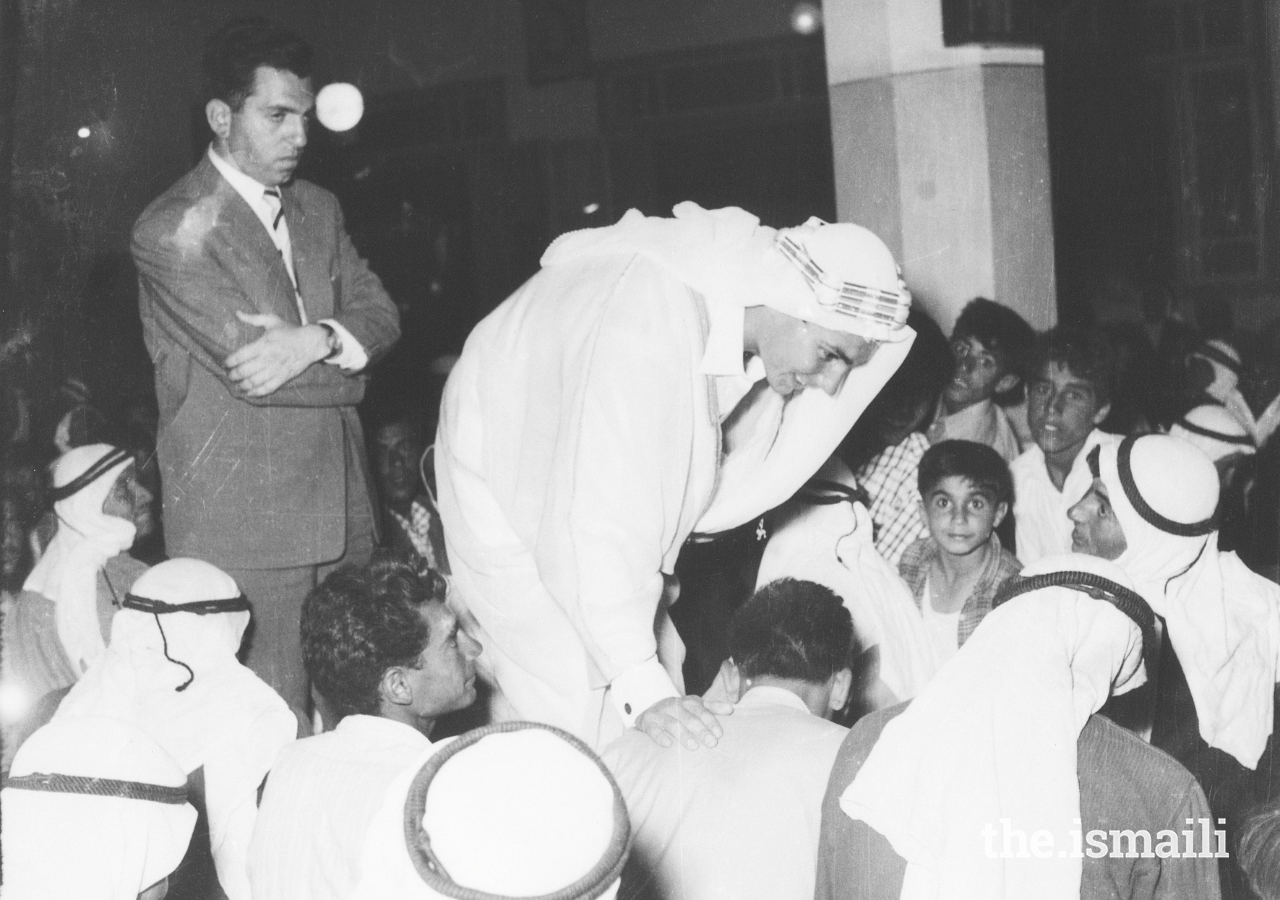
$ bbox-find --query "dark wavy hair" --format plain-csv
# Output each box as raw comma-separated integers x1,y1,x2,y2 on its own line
918,439,1014,507
301,551,448,718
202,16,313,110
1028,326,1116,408
951,297,1036,401
729,578,852,683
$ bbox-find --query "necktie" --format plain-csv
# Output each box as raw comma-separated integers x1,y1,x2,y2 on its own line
263,188,285,229
261,187,307,324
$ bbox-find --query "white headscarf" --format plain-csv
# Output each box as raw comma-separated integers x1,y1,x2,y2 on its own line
1099,434,1280,768
352,723,629,900
542,203,916,535
1,715,197,900
1170,403,1256,462
57,559,296,900
23,444,136,673
542,202,912,343
1190,340,1280,447
840,554,1148,900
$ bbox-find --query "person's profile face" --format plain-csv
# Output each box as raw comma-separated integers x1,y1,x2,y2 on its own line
920,475,1006,558
224,66,313,187
754,309,879,398
1067,480,1128,561
100,464,153,537
407,602,483,719
1026,361,1109,459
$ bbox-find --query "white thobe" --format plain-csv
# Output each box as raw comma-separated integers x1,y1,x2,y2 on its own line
247,715,432,900
436,251,909,748
603,685,848,900
56,608,296,900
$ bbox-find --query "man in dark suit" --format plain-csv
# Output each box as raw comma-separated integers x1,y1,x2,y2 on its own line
131,17,400,716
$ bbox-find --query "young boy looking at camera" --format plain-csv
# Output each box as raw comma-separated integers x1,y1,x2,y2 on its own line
927,298,1035,463
898,440,1022,664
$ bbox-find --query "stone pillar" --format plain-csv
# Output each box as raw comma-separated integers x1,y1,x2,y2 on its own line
823,0,1057,333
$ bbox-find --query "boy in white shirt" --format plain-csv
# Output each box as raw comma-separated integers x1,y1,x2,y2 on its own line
1010,328,1119,564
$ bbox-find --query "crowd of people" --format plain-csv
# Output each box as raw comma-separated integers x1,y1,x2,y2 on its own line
5,12,1280,900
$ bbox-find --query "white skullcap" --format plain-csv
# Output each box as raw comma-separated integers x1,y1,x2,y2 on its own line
1170,403,1256,462
129,558,242,606
774,218,911,343
3,716,197,900
405,723,629,899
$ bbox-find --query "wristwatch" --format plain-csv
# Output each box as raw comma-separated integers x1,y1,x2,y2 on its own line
318,322,342,361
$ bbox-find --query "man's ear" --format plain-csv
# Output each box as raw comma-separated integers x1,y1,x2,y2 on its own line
206,98,232,142
993,500,1009,529
1091,401,1112,426
379,666,413,709
704,658,743,705
994,373,1020,395
828,668,853,715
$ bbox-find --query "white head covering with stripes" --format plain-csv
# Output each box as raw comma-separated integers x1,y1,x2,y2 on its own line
542,202,912,344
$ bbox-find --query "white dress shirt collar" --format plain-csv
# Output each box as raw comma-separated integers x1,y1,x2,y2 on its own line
333,714,431,747
737,684,813,715
207,145,281,237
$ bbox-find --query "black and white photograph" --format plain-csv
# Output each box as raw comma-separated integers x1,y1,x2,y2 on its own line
1,1,1280,898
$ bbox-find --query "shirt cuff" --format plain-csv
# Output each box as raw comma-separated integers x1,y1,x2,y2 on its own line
609,656,680,728
318,319,369,372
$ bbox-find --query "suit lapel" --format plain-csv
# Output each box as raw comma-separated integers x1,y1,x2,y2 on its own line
280,186,334,321
196,155,306,325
